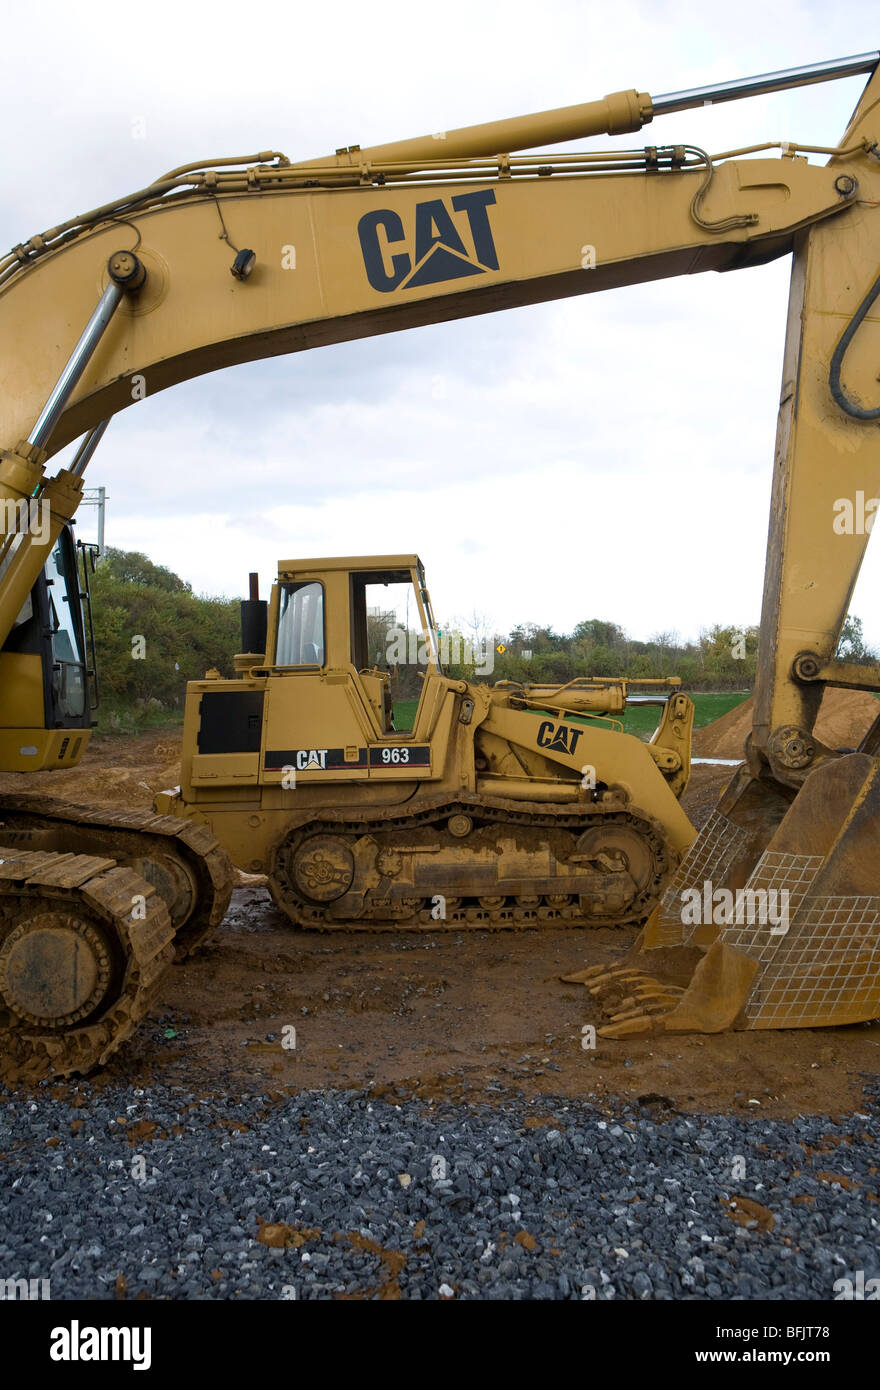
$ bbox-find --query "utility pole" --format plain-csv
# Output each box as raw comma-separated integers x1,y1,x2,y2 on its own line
80,487,108,558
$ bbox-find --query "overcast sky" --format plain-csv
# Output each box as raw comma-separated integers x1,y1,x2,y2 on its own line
4,0,879,647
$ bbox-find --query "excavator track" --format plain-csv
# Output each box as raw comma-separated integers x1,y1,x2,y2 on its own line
0,793,235,958
269,794,675,930
0,846,175,1082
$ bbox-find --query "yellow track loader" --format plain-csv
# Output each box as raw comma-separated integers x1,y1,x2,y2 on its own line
152,555,694,930
2,48,880,1074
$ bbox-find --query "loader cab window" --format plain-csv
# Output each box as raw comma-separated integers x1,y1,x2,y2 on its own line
275,581,325,666
349,568,441,732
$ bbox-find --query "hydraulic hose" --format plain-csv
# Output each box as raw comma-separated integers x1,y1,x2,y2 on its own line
829,269,880,420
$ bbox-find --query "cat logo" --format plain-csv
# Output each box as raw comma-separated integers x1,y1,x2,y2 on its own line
536,720,583,757
296,748,328,770
358,189,498,293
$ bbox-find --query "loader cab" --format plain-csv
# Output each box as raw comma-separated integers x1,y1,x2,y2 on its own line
188,553,447,790
0,522,95,771
181,553,454,800
267,553,441,734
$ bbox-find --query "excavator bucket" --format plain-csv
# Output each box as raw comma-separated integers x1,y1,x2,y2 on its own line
570,753,880,1034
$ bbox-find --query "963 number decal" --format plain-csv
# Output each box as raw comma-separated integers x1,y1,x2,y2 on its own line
369,745,431,768
382,746,409,763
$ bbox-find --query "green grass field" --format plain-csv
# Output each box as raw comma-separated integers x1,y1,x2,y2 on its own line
393,691,749,740
393,698,420,730
619,690,749,740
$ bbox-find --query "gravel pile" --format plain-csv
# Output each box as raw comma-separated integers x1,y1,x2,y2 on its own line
1,1081,878,1300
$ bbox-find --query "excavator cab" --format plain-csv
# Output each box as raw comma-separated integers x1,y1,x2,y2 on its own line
0,522,95,772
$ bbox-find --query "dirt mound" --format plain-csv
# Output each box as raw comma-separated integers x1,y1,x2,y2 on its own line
695,689,880,760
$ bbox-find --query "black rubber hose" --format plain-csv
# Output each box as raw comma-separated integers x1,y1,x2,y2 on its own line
829,269,880,420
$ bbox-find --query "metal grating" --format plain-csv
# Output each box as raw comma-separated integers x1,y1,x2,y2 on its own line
721,851,825,960
654,809,750,946
740,892,880,1028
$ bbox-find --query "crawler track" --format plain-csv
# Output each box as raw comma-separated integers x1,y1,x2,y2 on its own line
0,793,235,957
0,794,235,1080
269,794,675,930
0,847,174,1080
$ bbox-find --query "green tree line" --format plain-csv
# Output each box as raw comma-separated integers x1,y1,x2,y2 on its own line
88,548,876,713
472,614,873,690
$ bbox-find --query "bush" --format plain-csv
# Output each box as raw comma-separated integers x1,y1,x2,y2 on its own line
90,548,241,713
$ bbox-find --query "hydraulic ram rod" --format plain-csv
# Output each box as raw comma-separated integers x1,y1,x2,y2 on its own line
652,51,880,116
26,250,144,454
70,419,111,478
27,283,124,453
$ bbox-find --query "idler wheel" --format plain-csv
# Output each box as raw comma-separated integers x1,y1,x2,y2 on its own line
0,913,114,1028
293,836,355,903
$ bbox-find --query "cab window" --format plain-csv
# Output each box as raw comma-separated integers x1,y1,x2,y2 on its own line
275,581,324,666
45,534,86,719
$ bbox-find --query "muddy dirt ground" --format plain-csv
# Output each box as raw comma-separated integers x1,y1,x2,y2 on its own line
3,734,879,1118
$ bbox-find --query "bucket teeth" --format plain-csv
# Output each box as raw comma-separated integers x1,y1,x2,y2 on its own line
598,1017,654,1038
571,963,690,1037
609,1002,673,1020
584,968,648,995
560,965,607,983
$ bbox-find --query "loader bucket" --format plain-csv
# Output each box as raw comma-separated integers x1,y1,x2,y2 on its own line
568,753,880,1034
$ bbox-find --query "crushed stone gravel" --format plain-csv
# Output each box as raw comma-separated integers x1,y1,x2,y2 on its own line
1,1081,878,1300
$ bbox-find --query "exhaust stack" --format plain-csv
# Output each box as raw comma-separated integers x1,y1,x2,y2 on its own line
240,571,267,658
